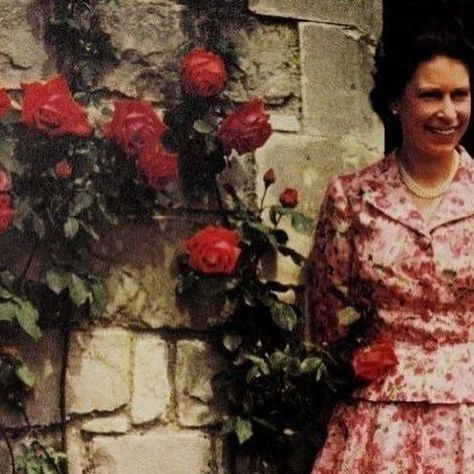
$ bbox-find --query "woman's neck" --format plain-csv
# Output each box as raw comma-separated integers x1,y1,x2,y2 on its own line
397,146,459,187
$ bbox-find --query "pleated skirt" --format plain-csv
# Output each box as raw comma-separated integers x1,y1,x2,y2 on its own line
312,399,474,474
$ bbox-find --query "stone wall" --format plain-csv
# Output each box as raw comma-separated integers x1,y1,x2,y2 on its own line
0,1,383,472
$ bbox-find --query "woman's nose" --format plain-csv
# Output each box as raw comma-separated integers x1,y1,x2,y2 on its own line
437,97,457,120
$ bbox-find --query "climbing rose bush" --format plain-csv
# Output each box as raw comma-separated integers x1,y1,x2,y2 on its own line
136,146,178,190
352,339,398,382
104,100,167,157
279,188,298,208
186,225,241,275
21,75,92,138
0,89,11,118
0,169,12,193
0,195,15,234
180,48,227,97
216,99,272,154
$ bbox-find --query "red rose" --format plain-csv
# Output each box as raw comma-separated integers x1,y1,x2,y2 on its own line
104,100,167,157
0,195,15,234
279,188,298,208
55,159,73,179
21,75,92,138
186,225,241,275
352,339,398,382
136,146,178,189
0,169,12,193
181,48,227,97
216,99,272,154
0,89,11,119
263,168,276,186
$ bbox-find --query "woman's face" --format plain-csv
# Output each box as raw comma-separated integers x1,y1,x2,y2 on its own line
395,55,471,160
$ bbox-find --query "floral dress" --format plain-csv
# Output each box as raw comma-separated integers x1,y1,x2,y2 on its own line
311,148,474,474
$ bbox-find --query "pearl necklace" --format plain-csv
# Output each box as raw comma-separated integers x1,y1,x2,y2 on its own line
398,151,460,199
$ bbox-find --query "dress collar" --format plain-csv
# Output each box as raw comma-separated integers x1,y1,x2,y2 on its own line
361,147,474,236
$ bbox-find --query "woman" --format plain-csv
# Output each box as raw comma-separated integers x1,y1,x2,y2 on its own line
311,26,474,473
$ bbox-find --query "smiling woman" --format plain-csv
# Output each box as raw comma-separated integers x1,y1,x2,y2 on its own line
311,20,474,474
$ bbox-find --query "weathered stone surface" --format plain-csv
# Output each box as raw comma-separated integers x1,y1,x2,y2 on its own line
300,23,383,146
131,336,170,424
82,415,129,434
0,0,55,87
226,19,301,116
176,340,226,427
98,0,186,102
67,427,86,474
270,113,301,133
99,219,234,330
255,132,381,284
91,431,213,474
67,328,131,414
249,0,382,37
256,132,380,219
0,331,61,427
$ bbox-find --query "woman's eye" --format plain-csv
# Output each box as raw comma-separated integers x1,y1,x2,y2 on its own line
419,91,439,99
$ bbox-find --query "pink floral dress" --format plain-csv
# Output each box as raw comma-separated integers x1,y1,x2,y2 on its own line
311,148,474,473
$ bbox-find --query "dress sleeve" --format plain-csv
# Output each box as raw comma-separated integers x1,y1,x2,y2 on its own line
310,177,355,343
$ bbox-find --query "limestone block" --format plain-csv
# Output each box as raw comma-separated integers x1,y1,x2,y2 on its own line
0,0,55,87
226,19,301,116
0,331,61,428
255,132,381,284
300,23,383,146
99,218,234,330
67,427,87,474
176,340,226,427
249,0,382,37
98,0,186,102
91,431,213,474
67,328,131,414
131,336,170,424
81,415,129,434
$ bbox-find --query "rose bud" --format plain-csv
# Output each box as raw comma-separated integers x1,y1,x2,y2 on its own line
0,194,15,234
352,339,398,382
104,100,167,157
136,145,178,190
216,99,272,155
0,168,12,193
181,48,227,98
263,168,276,186
0,89,11,119
55,159,73,179
186,225,241,275
279,188,298,208
21,75,92,138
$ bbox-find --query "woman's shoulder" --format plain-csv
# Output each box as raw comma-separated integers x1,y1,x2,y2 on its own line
325,154,392,200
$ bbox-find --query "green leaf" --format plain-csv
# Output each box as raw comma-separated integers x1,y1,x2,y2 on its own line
193,119,214,134
222,334,242,352
68,274,91,307
64,218,80,238
69,192,94,217
291,212,314,236
336,306,361,326
16,364,35,388
31,214,45,239
46,270,69,294
235,417,253,444
90,281,107,318
300,357,324,374
244,354,270,375
270,301,297,331
15,300,41,340
0,301,16,321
